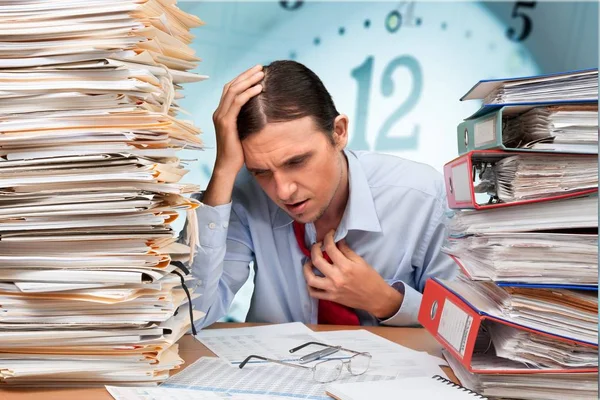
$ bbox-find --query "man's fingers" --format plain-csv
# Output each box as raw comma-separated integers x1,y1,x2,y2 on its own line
337,239,357,261
222,64,262,98
217,65,263,116
222,84,263,122
310,242,336,277
322,230,346,265
219,70,264,117
303,261,329,291
307,286,331,301
227,64,263,90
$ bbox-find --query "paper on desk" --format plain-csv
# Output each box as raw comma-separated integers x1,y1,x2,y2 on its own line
314,330,449,370
196,322,319,364
106,386,285,400
161,357,447,400
196,324,447,370
196,322,313,337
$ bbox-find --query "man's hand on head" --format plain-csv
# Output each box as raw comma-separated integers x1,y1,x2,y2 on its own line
302,230,404,320
203,64,264,207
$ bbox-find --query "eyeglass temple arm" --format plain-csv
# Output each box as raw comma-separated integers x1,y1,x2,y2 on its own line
289,341,365,356
239,355,311,370
337,346,369,355
289,341,332,354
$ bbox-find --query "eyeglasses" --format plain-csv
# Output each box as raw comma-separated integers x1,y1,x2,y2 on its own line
239,341,372,383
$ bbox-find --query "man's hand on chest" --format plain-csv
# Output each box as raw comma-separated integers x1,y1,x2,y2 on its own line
302,230,404,320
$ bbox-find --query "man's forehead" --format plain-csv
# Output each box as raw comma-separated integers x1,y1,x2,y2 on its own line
243,123,325,165
245,146,315,170
255,117,319,139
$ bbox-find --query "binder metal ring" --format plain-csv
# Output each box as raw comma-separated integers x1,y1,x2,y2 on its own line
430,300,438,320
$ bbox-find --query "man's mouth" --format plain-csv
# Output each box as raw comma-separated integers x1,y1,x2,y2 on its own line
285,199,309,214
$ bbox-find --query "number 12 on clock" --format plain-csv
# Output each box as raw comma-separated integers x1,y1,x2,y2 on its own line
347,55,423,152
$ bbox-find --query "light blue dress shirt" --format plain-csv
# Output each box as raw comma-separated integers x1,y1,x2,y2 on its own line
187,150,457,329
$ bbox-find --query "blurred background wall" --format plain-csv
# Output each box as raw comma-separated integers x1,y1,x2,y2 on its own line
175,0,599,321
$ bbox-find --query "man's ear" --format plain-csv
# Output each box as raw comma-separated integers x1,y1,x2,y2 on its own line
332,114,349,150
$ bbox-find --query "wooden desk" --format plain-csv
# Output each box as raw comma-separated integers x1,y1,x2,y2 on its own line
1,323,456,400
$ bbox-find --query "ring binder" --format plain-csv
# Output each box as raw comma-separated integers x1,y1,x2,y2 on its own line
432,375,488,399
444,150,598,210
418,278,598,374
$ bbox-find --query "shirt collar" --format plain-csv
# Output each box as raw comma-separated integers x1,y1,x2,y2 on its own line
272,149,382,237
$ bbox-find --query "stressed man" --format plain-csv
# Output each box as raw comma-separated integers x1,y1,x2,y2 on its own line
187,60,457,328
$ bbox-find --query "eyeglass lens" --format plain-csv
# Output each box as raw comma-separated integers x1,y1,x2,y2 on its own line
313,359,343,383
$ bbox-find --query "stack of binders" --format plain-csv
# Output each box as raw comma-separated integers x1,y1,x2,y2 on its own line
418,69,599,400
0,0,207,387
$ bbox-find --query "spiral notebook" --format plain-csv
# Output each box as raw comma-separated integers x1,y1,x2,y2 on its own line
325,375,487,400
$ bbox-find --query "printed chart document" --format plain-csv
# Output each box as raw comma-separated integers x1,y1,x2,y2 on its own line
107,386,285,400
196,323,323,364
161,357,447,400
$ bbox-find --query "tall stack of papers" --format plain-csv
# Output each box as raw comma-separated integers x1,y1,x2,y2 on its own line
0,0,207,386
421,70,599,400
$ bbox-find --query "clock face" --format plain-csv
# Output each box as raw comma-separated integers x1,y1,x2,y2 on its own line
178,0,539,196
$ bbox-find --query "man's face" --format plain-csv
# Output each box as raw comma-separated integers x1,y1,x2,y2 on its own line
242,116,346,224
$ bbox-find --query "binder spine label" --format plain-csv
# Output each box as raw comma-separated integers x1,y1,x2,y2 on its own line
474,115,496,147
450,162,471,202
438,298,473,357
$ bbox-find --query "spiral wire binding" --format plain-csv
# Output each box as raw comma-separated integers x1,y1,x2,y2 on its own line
432,375,488,399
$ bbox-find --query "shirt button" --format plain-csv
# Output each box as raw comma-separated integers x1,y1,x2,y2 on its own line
223,222,229,228
208,222,216,229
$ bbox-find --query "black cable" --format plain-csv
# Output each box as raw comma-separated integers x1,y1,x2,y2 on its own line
170,261,197,336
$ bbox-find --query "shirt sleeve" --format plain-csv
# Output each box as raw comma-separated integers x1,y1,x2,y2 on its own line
181,193,255,330
379,193,458,327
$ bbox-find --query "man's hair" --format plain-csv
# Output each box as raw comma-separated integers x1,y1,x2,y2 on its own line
237,60,340,143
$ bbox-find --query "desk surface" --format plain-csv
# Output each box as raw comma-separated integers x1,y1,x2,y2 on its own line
1,323,456,399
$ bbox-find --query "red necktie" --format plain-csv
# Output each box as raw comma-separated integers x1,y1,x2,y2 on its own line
292,221,360,325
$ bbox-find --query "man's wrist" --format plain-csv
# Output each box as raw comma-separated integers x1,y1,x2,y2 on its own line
202,167,237,207
371,283,404,319
211,164,239,184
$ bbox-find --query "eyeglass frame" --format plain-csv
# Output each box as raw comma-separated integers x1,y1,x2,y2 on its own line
238,341,372,383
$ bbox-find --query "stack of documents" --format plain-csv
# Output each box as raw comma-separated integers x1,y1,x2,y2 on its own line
443,232,598,284
419,276,598,400
445,349,598,400
448,195,598,235
481,154,598,203
488,322,597,369
0,0,207,386
502,104,598,152
443,276,598,345
460,69,598,105
457,71,598,155
420,69,599,400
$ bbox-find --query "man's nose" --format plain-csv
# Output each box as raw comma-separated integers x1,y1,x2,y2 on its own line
274,173,297,202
